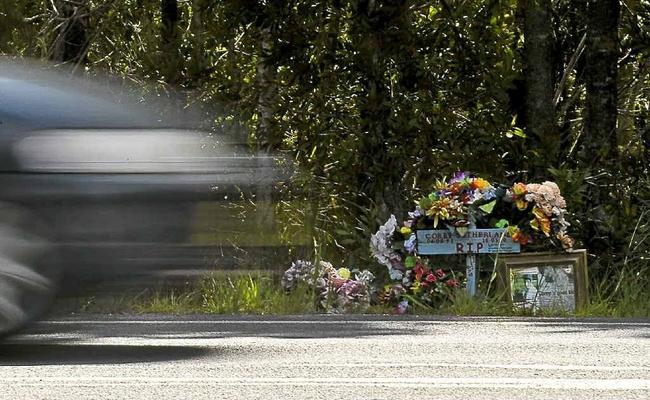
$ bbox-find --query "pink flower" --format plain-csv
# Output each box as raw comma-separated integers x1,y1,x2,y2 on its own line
426,273,437,283
435,269,446,279
332,277,347,288
446,279,459,288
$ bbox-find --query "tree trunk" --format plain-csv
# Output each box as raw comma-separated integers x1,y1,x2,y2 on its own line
256,25,279,151
353,0,409,224
49,1,88,65
160,0,182,84
521,0,558,172
584,0,619,162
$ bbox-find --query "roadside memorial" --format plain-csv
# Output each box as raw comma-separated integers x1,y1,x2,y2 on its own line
370,172,582,313
496,250,588,312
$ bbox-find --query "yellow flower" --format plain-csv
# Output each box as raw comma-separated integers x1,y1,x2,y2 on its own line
530,207,551,236
337,268,351,280
532,206,546,220
515,199,528,210
557,231,575,249
426,198,464,227
400,226,412,236
411,281,422,293
513,182,527,196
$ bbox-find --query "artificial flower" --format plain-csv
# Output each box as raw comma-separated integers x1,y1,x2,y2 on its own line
513,182,527,196
426,198,465,227
337,267,351,280
509,226,531,245
394,300,408,315
557,231,575,249
471,177,491,191
404,234,417,253
445,279,459,288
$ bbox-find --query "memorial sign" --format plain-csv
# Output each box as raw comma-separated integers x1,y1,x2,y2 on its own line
416,228,520,255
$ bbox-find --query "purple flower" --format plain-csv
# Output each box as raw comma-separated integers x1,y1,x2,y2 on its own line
404,234,417,253
408,206,424,219
449,171,470,184
394,300,408,315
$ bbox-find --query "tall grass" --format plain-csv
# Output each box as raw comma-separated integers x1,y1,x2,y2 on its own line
199,273,316,314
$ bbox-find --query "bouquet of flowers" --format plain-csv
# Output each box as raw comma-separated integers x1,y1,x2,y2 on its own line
503,181,574,249
388,173,574,250
413,171,498,231
370,172,575,312
282,260,375,313
371,216,462,312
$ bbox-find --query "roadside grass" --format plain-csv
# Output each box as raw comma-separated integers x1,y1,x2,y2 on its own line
200,274,316,314
60,268,649,318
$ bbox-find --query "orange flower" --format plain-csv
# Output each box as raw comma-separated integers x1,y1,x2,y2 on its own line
557,231,575,249
530,217,551,237
512,182,527,196
471,178,490,191
509,226,531,245
530,207,551,236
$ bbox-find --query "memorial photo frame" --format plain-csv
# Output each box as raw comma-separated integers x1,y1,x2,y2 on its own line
496,250,588,312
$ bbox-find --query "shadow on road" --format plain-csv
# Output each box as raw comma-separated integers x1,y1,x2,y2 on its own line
529,320,650,339
12,315,425,341
0,343,214,366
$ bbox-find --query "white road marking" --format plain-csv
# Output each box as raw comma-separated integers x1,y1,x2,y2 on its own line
37,319,650,327
1,376,649,390
289,362,650,372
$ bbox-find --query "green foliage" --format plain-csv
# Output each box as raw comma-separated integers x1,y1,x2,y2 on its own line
1,0,648,296
200,273,316,314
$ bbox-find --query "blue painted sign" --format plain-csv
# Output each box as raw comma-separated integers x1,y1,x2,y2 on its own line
416,228,520,255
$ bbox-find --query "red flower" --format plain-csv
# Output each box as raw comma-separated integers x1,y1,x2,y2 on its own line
446,279,459,288
421,282,429,288
435,269,446,279
426,273,437,283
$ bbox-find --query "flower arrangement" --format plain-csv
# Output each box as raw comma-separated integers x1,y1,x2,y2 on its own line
282,260,374,313
390,172,574,250
370,172,575,312
503,181,574,249
371,216,463,312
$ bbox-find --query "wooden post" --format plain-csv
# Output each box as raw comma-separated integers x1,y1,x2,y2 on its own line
466,253,477,296
466,222,477,296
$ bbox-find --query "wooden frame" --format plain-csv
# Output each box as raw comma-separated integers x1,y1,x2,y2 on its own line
496,250,588,312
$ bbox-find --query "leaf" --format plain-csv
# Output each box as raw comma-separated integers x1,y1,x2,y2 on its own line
419,197,432,211
495,219,509,228
456,226,468,237
401,294,433,311
405,256,416,269
479,200,496,215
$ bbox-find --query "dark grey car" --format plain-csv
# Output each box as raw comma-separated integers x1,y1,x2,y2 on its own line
0,60,279,335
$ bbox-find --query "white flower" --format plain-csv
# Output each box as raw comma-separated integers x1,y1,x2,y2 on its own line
370,215,401,269
355,270,375,286
389,269,404,281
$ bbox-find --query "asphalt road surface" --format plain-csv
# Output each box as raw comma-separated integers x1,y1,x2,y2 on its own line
1,315,649,399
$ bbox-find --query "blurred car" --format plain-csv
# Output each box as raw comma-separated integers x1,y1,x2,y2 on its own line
0,59,280,335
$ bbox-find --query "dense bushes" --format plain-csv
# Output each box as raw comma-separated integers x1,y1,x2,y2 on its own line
1,1,648,297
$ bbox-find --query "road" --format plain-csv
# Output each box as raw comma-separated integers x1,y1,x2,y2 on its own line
0,315,649,399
